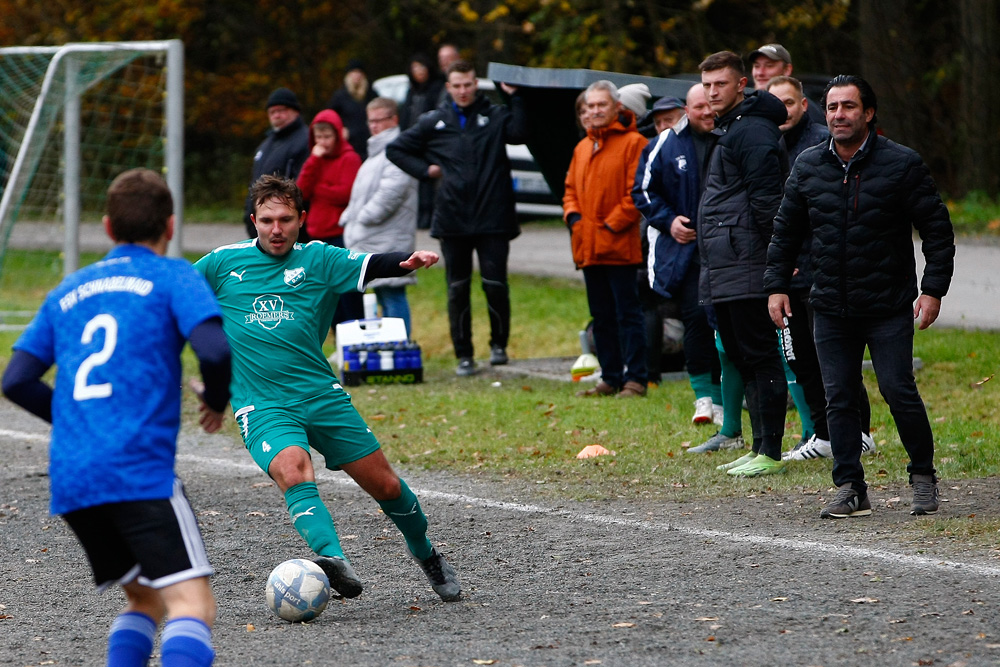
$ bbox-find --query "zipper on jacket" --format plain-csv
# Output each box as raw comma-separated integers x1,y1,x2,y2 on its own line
839,170,850,316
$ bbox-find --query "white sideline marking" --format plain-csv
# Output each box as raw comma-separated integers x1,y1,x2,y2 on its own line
3,423,995,579
176,453,1000,580
0,428,50,443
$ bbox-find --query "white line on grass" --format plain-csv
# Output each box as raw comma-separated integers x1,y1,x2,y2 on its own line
4,425,994,579
176,453,1000,580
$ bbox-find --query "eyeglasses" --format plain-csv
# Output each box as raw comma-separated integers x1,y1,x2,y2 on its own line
367,115,395,126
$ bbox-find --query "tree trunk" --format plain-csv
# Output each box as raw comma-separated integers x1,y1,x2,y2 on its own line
958,0,1000,196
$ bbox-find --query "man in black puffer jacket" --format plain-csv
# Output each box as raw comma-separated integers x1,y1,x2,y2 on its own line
766,75,955,520
697,51,790,478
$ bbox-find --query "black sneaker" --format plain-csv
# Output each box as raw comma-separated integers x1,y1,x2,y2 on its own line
314,556,363,599
820,484,872,519
910,474,939,515
410,547,461,601
456,357,477,376
489,345,508,366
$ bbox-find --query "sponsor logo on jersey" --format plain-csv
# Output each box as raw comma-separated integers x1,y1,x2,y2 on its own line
230,270,247,281
262,440,272,452
434,120,446,130
348,250,362,261
283,267,306,288
477,114,489,127
246,294,295,330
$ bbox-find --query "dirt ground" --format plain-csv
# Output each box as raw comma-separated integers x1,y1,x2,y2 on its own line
3,397,1000,667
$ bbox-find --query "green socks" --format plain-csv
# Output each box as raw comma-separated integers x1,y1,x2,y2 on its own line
378,478,433,560
716,332,745,439
284,482,345,560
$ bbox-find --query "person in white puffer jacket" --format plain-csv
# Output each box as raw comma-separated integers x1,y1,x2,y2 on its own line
341,97,419,337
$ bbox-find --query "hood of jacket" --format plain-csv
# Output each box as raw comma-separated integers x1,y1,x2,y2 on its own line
308,109,353,158
366,124,400,157
716,89,788,131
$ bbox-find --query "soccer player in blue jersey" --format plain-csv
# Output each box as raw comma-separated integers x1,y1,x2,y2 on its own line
193,174,461,602
2,169,231,667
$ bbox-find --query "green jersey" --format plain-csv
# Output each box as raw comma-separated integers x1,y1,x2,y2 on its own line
194,240,369,408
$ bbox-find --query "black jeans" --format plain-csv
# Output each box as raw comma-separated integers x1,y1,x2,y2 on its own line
439,235,510,359
715,298,787,460
583,264,648,388
813,310,936,494
782,289,870,440
676,258,719,380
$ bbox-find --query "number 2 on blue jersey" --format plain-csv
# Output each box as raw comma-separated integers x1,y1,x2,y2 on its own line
73,313,118,401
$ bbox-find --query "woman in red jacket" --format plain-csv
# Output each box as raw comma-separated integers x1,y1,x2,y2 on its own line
297,109,364,323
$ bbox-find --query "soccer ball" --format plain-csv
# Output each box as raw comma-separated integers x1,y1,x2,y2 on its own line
265,559,331,622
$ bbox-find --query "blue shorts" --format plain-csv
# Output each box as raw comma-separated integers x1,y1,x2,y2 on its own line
234,387,381,476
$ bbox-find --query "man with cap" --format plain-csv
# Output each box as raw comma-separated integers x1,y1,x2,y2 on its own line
327,59,378,159
649,96,685,135
243,87,310,238
749,44,825,125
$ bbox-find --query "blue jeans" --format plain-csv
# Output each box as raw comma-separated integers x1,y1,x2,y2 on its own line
583,264,647,388
812,310,936,494
374,286,411,339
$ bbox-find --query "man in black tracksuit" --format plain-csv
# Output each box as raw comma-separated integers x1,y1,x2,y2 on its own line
766,75,955,519
697,51,790,478
387,61,527,376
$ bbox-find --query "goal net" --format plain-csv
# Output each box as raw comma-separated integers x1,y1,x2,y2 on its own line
0,40,183,330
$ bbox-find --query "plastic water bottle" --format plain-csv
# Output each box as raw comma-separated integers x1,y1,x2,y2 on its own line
379,348,394,371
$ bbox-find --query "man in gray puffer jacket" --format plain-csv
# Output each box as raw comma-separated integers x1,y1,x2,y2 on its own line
341,98,419,337
697,51,790,478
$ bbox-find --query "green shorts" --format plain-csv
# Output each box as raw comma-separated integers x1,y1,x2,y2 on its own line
234,387,381,476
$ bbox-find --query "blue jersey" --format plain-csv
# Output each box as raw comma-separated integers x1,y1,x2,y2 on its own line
14,245,222,515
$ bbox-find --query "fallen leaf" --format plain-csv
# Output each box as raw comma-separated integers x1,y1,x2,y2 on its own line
251,481,273,488
246,511,265,517
694,617,719,621
409,605,422,611
850,597,879,603
577,444,613,459
771,597,788,602
584,661,602,665
962,609,975,615
246,623,255,631
612,622,636,628
472,660,497,665
973,374,994,386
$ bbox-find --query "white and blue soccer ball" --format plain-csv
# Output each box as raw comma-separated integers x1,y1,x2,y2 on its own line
265,559,331,622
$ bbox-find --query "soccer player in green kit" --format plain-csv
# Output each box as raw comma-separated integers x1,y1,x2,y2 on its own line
194,175,460,601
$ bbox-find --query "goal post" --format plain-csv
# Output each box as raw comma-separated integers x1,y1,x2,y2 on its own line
0,39,184,277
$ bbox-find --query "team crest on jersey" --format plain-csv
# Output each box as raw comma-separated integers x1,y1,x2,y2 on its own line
284,267,306,288
246,294,295,330
477,115,489,127
675,154,688,171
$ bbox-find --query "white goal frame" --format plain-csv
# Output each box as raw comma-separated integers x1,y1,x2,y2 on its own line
0,39,184,273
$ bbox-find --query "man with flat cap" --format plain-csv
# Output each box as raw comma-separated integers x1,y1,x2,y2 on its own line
243,87,311,238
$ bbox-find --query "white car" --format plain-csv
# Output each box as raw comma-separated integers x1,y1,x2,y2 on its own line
373,74,563,218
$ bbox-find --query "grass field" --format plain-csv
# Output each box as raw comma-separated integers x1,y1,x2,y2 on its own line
2,248,998,514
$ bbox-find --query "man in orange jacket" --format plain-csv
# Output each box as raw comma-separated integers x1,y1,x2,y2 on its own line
564,81,649,398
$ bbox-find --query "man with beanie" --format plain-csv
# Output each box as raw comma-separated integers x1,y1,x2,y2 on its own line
327,59,378,159
243,87,310,238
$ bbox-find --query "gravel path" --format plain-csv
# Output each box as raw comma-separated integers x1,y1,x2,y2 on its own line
3,400,1000,666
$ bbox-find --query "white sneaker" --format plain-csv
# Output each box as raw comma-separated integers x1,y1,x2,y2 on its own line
784,434,833,460
712,404,724,426
692,397,714,424
861,432,877,456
